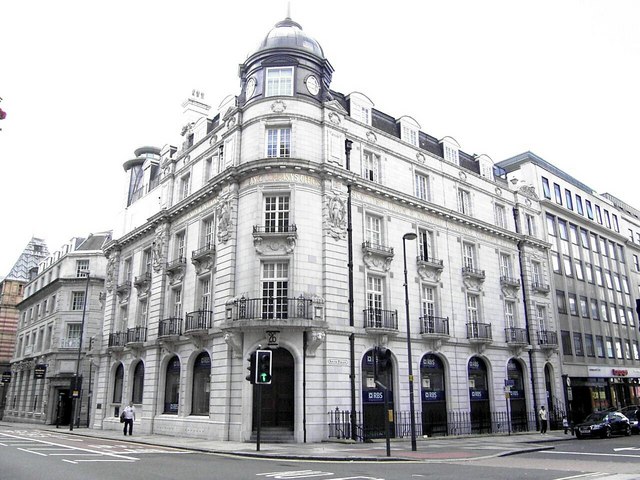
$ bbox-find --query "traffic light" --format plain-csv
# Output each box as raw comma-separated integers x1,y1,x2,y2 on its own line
246,351,256,384
256,350,272,384
376,347,392,376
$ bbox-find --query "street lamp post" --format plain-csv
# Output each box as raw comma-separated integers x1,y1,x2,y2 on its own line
70,272,90,431
402,232,418,451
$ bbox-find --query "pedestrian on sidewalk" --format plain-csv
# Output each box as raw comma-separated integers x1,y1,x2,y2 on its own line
562,415,569,434
539,406,548,434
122,402,135,436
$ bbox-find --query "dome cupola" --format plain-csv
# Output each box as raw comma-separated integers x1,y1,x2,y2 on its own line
256,17,325,59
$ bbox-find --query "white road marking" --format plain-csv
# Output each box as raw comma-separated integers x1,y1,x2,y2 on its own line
545,451,640,459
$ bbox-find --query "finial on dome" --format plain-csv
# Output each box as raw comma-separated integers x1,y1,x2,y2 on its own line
286,1,291,19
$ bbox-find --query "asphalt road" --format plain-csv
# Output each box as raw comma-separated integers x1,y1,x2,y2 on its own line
1,428,639,480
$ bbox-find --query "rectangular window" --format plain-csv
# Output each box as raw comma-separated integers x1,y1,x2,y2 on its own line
551,252,561,273
352,104,371,125
561,331,572,355
531,261,542,285
612,214,619,232
64,323,82,349
579,296,589,317
264,195,290,232
202,217,215,248
610,304,617,323
604,209,611,228
620,307,628,325
625,340,633,359
525,214,537,236
463,243,476,270
200,278,211,311
266,127,291,158
367,275,384,323
466,293,479,323
595,336,605,357
499,253,513,278
615,338,623,359
414,173,429,201
262,262,289,319
605,270,613,290
421,285,436,318
444,145,459,164
575,260,584,281
137,299,147,327
585,200,594,220
595,205,602,224
565,189,573,210
180,174,190,200
457,189,472,215
601,301,609,322
590,299,599,320
76,260,89,278
585,263,594,283
173,289,182,318
542,177,551,199
575,194,584,215
402,125,418,146
573,333,584,356
546,214,556,237
123,257,132,281
265,67,293,96
585,334,595,357
504,301,515,328
366,214,383,246
362,151,380,182
633,341,640,361
536,305,547,332
418,229,434,261
204,156,213,181
563,255,573,277
595,267,603,286
556,290,567,314
568,293,578,316
71,291,85,311
554,183,562,204
558,219,568,240
494,204,507,229
175,231,186,260
634,255,640,271
606,337,614,358
142,248,152,275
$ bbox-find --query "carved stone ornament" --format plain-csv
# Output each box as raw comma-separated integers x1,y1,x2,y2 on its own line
459,171,467,182
501,284,519,299
217,200,232,244
306,330,326,357
416,152,425,163
223,332,242,358
253,235,297,255
328,112,341,125
363,251,393,272
227,117,236,128
270,100,287,113
209,134,218,145
325,194,347,240
417,262,444,283
495,187,503,197
105,251,119,292
366,131,377,144
180,122,195,137
517,184,539,200
462,275,484,291
152,223,169,272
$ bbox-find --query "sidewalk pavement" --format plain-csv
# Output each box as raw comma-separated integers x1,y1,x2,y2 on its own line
0,421,573,462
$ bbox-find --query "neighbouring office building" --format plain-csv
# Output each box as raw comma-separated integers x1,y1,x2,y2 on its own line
497,153,640,422
0,238,49,418
90,15,565,442
4,233,110,426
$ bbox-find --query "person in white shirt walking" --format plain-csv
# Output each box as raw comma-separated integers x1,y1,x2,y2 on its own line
539,405,548,434
122,402,135,436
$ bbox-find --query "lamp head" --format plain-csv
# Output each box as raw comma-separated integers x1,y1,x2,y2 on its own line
403,232,417,241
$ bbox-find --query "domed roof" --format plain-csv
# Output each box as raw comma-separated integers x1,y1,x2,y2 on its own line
256,17,324,59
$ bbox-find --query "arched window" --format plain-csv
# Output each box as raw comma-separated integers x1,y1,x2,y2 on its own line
191,352,211,415
164,356,180,414
132,361,144,404
113,363,124,403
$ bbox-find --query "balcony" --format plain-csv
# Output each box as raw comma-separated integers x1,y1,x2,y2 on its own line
59,338,80,349
505,327,528,345
363,308,398,333
115,281,131,303
191,244,216,274
467,323,492,351
108,331,128,350
158,318,182,339
165,257,187,284
185,310,213,335
362,241,394,272
420,315,450,337
126,326,147,346
500,276,520,288
224,295,325,332
252,224,298,255
538,330,559,353
531,282,551,295
416,255,444,282
133,272,152,296
462,267,485,290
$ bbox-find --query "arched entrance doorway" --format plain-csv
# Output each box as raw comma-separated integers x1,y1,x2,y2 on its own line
507,358,527,431
420,353,447,436
361,348,395,439
468,356,491,433
253,348,294,432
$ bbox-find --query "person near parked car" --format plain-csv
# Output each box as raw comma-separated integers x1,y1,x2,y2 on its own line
539,406,548,434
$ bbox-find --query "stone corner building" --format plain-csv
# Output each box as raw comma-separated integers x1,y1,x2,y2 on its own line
92,16,564,442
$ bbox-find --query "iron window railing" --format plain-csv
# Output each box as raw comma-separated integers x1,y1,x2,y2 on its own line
417,255,443,266
108,332,127,348
253,224,297,234
462,267,486,278
420,315,449,335
185,311,213,331
466,322,492,340
158,317,182,337
127,326,147,344
363,308,398,330
538,330,558,346
228,296,313,321
362,241,394,255
505,327,528,344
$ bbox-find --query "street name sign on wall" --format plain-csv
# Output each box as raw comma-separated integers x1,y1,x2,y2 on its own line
34,364,47,379
1,371,10,383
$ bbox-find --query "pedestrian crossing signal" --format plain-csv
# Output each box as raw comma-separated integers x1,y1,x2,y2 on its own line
256,350,272,384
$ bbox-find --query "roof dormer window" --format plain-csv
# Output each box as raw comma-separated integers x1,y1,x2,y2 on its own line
440,137,460,165
266,67,294,97
347,92,374,126
399,116,420,147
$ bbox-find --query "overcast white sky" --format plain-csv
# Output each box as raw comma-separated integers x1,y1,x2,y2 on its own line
1,0,639,276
